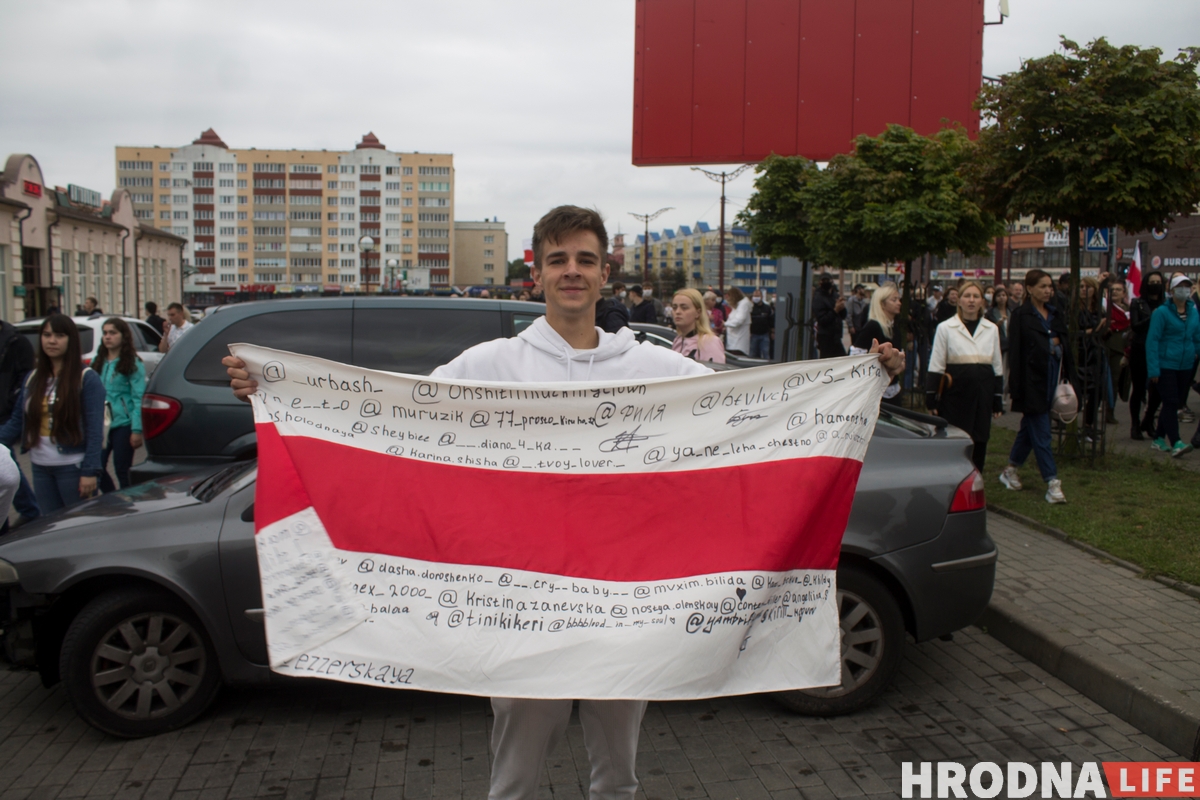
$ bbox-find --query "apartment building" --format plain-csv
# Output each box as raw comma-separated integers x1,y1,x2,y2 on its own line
453,219,507,286
629,222,777,293
2,153,184,322
114,130,455,301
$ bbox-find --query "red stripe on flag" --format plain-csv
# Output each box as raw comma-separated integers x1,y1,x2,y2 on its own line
256,425,858,581
255,421,313,524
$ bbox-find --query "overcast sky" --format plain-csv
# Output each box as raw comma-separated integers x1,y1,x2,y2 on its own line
2,1,1197,262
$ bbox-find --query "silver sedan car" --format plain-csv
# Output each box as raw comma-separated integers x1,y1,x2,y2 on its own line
0,406,994,737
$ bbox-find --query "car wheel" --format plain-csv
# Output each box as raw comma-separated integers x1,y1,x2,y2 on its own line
773,564,905,716
59,588,221,738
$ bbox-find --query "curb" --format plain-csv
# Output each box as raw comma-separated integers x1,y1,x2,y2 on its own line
982,506,1200,759
987,504,1200,602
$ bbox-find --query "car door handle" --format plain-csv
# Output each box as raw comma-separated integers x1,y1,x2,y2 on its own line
244,608,264,623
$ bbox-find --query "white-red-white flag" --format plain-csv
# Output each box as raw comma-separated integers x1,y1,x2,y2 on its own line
232,344,887,699
1128,240,1142,299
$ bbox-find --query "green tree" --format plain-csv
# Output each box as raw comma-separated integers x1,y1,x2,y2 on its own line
970,38,1200,333
737,154,822,261
806,125,1002,344
507,258,529,281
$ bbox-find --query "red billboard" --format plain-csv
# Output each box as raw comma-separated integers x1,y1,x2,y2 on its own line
632,0,984,166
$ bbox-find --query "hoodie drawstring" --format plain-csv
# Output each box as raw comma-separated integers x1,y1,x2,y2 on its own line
561,349,596,381
586,354,595,381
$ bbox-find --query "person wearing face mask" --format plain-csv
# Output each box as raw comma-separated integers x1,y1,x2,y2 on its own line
1146,275,1200,457
595,282,631,333
749,289,774,359
1129,271,1166,439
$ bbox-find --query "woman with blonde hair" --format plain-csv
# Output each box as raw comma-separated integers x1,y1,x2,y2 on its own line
926,280,1004,472
852,283,902,404
671,289,726,363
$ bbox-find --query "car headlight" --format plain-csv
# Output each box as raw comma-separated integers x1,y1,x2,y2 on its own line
0,559,19,586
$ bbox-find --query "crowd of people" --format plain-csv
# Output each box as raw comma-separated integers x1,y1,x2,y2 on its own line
0,301,197,527
813,267,1200,504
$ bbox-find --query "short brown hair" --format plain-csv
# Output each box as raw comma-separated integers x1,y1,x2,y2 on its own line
531,206,608,267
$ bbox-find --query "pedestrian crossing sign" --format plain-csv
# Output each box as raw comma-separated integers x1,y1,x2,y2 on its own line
1085,227,1111,252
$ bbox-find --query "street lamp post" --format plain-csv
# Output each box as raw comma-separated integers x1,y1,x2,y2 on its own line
359,234,375,295
690,164,752,293
385,258,399,294
628,207,674,287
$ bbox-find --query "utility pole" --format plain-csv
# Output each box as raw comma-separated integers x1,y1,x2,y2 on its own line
628,207,673,286
691,164,751,292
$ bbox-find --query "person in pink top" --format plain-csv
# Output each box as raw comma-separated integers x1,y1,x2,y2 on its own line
672,289,726,363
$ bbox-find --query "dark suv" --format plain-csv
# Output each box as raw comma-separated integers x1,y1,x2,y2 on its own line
134,298,554,483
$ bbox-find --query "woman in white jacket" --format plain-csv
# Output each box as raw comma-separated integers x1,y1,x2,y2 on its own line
723,287,752,355
925,281,1004,472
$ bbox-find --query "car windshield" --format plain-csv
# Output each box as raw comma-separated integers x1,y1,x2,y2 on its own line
191,461,257,502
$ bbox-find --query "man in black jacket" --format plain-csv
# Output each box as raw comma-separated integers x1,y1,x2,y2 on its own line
813,273,846,358
595,286,631,333
749,289,774,359
0,319,38,527
628,286,657,324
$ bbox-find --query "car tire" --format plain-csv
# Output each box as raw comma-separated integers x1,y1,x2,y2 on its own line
59,587,221,738
772,564,905,717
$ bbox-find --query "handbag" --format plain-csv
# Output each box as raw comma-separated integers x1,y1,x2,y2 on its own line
1049,359,1078,424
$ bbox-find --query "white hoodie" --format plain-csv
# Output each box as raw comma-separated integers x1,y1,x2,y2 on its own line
431,316,713,382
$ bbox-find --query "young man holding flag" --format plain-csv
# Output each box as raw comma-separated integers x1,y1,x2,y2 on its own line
224,205,905,800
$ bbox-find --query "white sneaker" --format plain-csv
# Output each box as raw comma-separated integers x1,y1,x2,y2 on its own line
1045,479,1066,504
999,466,1023,491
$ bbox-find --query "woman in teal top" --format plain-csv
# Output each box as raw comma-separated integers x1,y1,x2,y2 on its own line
93,318,146,490
1146,275,1200,457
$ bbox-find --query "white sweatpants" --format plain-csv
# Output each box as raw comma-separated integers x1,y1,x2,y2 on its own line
488,698,648,800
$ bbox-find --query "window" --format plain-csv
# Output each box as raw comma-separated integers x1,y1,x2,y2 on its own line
159,211,170,220
327,181,338,189
238,259,248,268
340,197,355,206
290,227,322,237
158,194,171,205
237,163,247,172
131,193,152,203
219,163,235,173
403,183,413,192
340,259,356,268
400,213,413,223
384,228,400,237
328,212,338,221
419,244,449,253
290,257,322,267
484,249,494,257
403,166,413,175
403,198,413,207
219,196,234,204
218,179,234,188
338,181,355,190
484,263,494,271
119,177,152,187
290,164,320,173
289,195,321,205
385,213,400,222
238,196,248,205
339,274,357,283
195,210,214,220
384,197,400,206
255,211,286,220
220,273,238,283
173,162,187,171
402,229,412,238
327,165,338,173
254,273,284,283
159,178,170,187
351,308,500,374
339,243,358,252
173,211,189,220
290,179,321,189
118,160,153,171
237,179,247,189
386,166,399,175
238,227,248,235
484,235,495,243
193,162,213,171
418,198,448,207
194,178,214,187
219,226,235,235
254,227,286,236
384,244,400,253
254,179,284,189
255,242,285,251
340,228,356,236
238,242,248,251
327,197,338,206
173,178,191,188
385,182,400,190
253,163,285,173
340,213,356,221
159,163,170,172
418,182,450,192
360,196,379,206
340,165,355,174
327,243,338,252
418,166,451,176
327,227,338,236
289,211,321,221
254,195,286,205
419,229,449,238
219,211,236,221
402,244,412,254
134,209,152,219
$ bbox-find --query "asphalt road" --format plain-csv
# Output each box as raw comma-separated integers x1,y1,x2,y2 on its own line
0,626,1178,800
